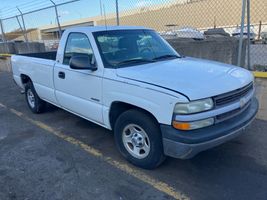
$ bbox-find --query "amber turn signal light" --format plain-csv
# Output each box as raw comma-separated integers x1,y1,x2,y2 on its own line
172,121,191,130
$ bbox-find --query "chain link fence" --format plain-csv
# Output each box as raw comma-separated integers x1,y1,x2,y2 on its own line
0,0,266,69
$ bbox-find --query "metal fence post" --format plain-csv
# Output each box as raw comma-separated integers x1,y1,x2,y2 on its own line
237,0,247,67
99,0,103,16
15,15,28,42
50,0,62,38
116,0,120,26
17,7,29,42
0,19,6,42
258,21,262,40
0,18,8,53
103,4,107,27
246,0,251,70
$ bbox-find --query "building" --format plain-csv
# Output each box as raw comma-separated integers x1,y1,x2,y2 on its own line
40,19,95,40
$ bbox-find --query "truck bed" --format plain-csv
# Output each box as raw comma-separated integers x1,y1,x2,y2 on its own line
12,51,57,95
19,51,57,61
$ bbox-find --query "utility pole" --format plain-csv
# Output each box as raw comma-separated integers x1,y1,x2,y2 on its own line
50,0,62,38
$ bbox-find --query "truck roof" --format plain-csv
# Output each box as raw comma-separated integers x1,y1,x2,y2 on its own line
65,26,151,33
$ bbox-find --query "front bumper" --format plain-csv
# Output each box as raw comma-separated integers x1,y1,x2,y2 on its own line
161,97,259,159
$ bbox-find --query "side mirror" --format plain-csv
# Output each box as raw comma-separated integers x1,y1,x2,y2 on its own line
69,54,97,71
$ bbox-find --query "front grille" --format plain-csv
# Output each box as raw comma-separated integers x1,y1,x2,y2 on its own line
216,100,251,122
214,82,253,107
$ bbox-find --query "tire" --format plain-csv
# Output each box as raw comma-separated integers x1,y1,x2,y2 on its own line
25,81,46,113
114,109,166,169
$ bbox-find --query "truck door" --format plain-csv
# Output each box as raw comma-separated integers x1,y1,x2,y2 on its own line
54,32,103,124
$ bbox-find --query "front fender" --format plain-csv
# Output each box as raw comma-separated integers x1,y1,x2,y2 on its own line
102,78,188,127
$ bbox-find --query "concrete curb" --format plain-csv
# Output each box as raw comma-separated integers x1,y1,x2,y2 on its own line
253,72,267,78
0,54,12,57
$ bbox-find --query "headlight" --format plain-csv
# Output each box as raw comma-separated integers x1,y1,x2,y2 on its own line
174,98,214,114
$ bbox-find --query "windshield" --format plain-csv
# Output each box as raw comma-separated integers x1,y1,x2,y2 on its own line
93,29,180,68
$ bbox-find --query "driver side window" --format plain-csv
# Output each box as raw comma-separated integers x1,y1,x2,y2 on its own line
63,33,94,65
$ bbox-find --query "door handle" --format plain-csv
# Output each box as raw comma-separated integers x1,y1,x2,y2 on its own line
58,71,65,79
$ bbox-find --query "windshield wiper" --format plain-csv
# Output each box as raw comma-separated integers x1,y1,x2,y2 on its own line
153,54,180,61
117,58,155,66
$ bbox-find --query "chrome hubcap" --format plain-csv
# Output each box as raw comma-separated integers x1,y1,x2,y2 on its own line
122,124,150,159
27,89,35,108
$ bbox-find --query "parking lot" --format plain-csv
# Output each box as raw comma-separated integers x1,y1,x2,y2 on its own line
0,71,267,200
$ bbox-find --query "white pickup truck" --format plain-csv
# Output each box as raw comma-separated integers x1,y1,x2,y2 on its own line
12,26,258,169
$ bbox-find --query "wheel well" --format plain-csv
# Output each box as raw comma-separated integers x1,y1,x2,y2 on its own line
109,102,158,130
21,74,31,85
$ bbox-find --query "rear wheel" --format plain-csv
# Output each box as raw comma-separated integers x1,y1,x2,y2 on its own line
114,109,165,169
25,82,46,113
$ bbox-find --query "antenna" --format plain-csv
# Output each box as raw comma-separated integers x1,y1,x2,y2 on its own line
103,4,107,30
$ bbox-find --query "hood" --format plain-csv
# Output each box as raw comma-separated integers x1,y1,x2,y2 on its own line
116,57,253,100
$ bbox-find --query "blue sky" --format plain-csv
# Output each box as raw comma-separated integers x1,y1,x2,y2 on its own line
0,0,168,32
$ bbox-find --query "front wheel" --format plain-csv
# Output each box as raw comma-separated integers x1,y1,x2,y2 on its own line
114,109,165,169
25,82,46,113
